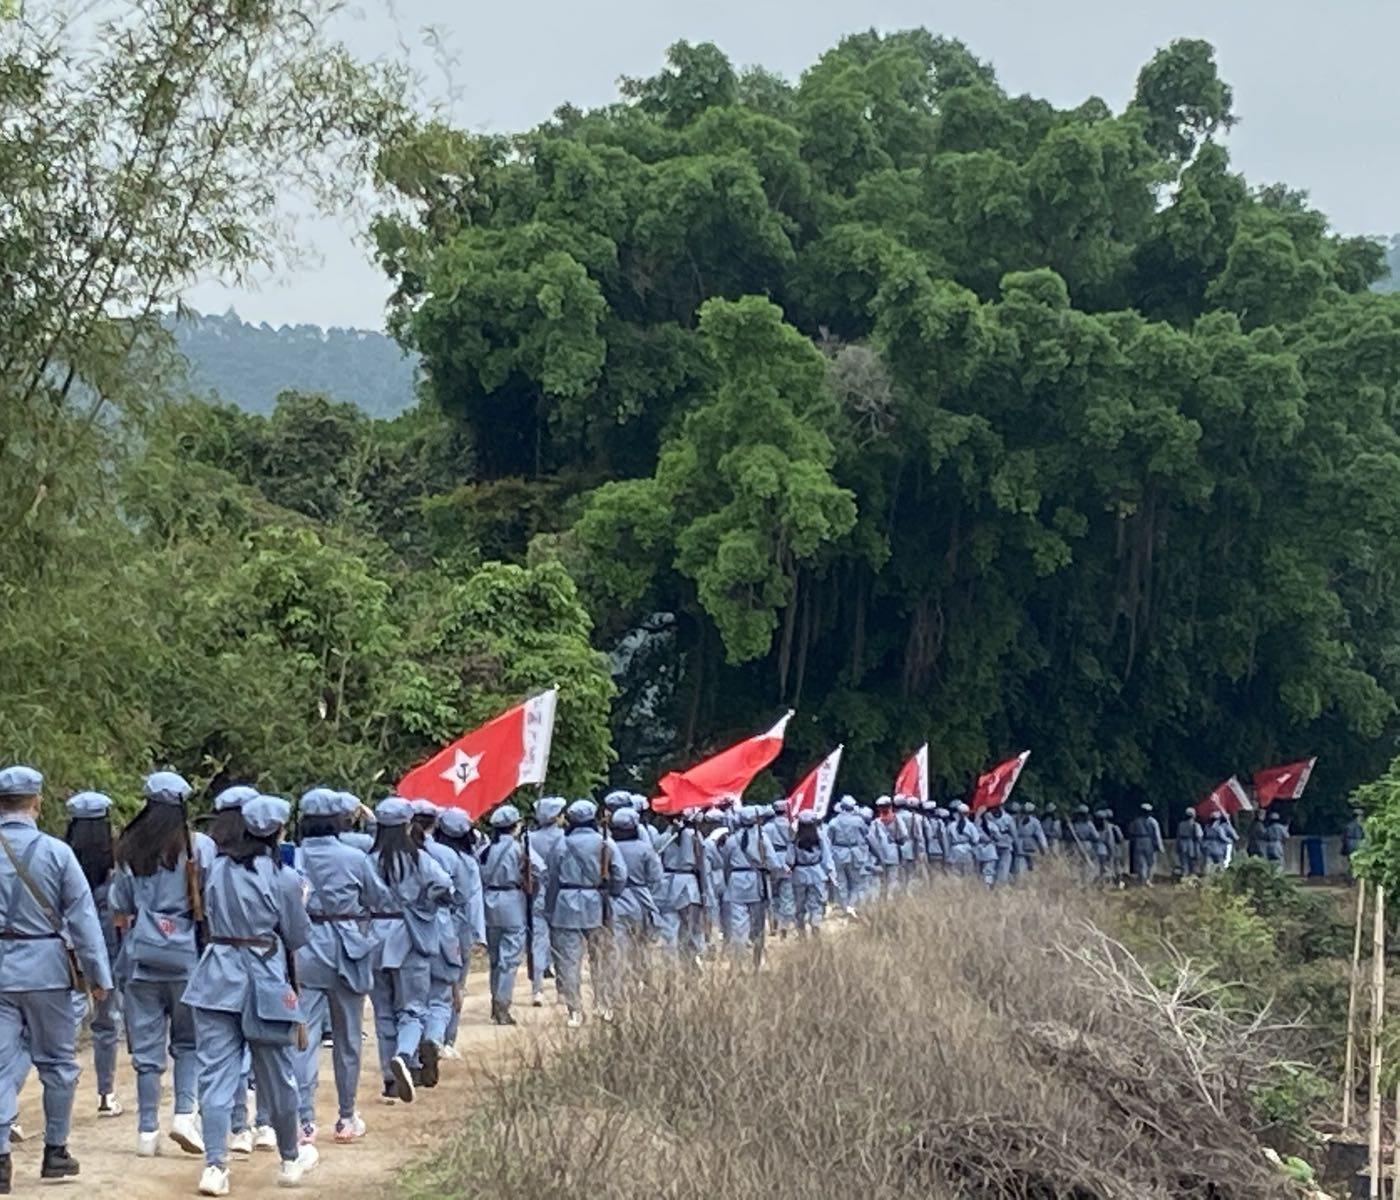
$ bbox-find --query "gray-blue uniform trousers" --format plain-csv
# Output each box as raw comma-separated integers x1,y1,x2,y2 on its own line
438,842,485,1047
183,854,309,1167
526,822,563,997
787,831,834,932
893,811,918,880
1202,819,1237,870
480,835,545,1008
1011,815,1048,876
762,818,796,929
109,850,205,1133
944,817,983,877
422,838,483,1050
609,834,662,980
368,851,451,1084
0,815,113,1152
1175,818,1203,876
294,836,386,1126
719,826,780,960
544,829,627,1013
827,812,867,906
655,827,709,959
865,820,895,897
980,810,1016,883
923,812,947,871
1128,816,1165,881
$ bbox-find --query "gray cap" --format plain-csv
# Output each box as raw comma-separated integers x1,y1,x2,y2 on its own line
65,791,112,818
243,795,290,837
490,804,521,829
0,765,43,797
143,771,191,805
213,785,259,812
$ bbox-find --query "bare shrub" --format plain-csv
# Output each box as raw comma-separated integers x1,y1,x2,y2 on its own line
419,870,1296,1199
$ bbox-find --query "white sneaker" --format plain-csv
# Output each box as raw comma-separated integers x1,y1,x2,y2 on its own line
252,1124,278,1152
198,1164,231,1196
566,1009,583,1029
97,1092,123,1117
440,1043,462,1061
844,906,857,918
170,1111,204,1155
597,1008,614,1024
136,1129,162,1157
277,1144,319,1188
227,1128,254,1155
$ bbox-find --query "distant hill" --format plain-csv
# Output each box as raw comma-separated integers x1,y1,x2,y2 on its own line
170,309,420,417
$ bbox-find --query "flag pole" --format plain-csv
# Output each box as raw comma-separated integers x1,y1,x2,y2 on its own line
1344,878,1367,1128
1367,885,1385,1200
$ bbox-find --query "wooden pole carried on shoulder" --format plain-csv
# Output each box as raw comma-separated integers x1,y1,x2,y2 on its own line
1368,885,1385,1200
1346,879,1369,1128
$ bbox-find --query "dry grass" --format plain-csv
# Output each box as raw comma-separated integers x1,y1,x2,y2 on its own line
417,869,1297,1199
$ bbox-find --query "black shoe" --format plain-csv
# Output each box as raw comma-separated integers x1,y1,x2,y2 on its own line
494,1005,517,1027
41,1144,79,1180
389,1054,416,1104
0,1151,11,1195
419,1040,440,1089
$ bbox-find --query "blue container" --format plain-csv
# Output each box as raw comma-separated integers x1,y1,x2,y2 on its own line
1302,836,1325,877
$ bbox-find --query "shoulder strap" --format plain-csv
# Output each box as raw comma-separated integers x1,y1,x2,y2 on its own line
0,828,63,937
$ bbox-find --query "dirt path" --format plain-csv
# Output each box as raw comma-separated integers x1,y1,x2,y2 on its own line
8,961,550,1199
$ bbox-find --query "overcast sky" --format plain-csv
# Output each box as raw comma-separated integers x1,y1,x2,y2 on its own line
182,0,1399,331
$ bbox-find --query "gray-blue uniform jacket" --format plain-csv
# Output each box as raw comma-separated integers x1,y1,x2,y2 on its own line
544,828,627,931
424,837,485,979
1014,814,1049,858
296,835,387,994
867,819,898,869
787,829,834,881
182,854,309,1013
480,836,546,931
720,826,780,904
657,827,709,911
110,851,203,982
944,815,982,865
0,815,113,992
367,849,452,970
827,813,868,866
612,836,663,924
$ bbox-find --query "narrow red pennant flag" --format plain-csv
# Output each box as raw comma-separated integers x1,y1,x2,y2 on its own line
1251,758,1317,807
894,743,929,803
788,745,843,822
970,750,1030,813
398,689,558,819
1194,775,1252,820
652,712,793,815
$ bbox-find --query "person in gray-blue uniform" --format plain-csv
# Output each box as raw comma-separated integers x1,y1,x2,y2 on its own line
826,797,867,915
1127,803,1165,885
923,804,948,872
334,793,375,854
1175,809,1203,878
655,808,710,965
864,803,896,897
61,792,123,1118
763,801,796,936
944,802,982,878
432,807,486,1053
544,800,627,1027
891,797,919,881
366,797,451,1105
525,796,566,1008
1011,801,1048,877
1202,811,1237,873
1041,808,1063,853
481,804,545,1027
292,788,386,1147
183,795,316,1196
1343,810,1365,880
110,771,206,1159
1092,809,1121,882
787,811,835,935
720,806,781,967
1066,805,1100,881
978,801,1015,884
0,766,113,1193
631,795,664,850
206,786,259,858
411,799,483,1090
701,808,728,934
607,808,661,987
1259,809,1289,868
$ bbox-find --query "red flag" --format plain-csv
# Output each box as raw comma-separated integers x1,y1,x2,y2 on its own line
894,743,929,803
970,750,1030,813
1251,758,1316,807
789,745,843,822
397,689,558,819
652,712,793,815
1194,775,1252,820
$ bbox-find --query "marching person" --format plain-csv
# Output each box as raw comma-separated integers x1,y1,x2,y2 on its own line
1092,809,1121,883
480,804,545,1027
979,801,1015,884
921,802,947,874
0,766,114,1192
184,795,317,1196
1201,810,1238,873
720,806,781,968
110,771,205,1158
63,791,123,1117
1342,809,1365,880
607,807,662,987
787,811,834,935
1175,808,1204,878
763,802,796,936
944,802,982,879
701,808,728,932
367,797,452,1104
865,803,897,897
335,793,375,854
1126,803,1165,885
1067,805,1101,882
1041,807,1064,853
825,797,866,916
543,799,627,1028
655,808,710,966
525,797,566,1008
1259,809,1289,869
432,808,486,1053
1011,801,1048,878
292,788,385,1146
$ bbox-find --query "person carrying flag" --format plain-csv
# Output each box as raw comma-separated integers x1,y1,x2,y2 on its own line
1201,810,1238,873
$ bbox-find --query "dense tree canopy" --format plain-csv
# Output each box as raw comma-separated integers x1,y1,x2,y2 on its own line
369,31,1399,824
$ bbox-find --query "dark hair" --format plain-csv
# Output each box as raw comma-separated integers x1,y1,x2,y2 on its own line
116,801,189,876
225,829,280,870
566,821,597,836
372,824,417,886
438,830,477,856
64,817,114,891
489,825,516,844
611,824,639,842
411,814,435,846
796,823,820,850
300,814,348,840
208,809,247,855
